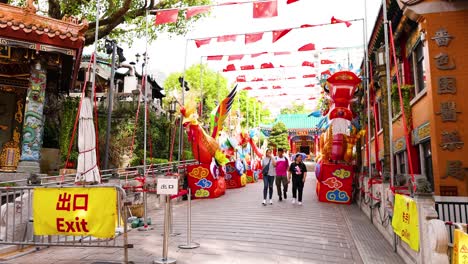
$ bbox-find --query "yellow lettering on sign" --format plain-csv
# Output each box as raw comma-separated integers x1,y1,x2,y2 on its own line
418,125,430,139
33,188,117,239
392,194,419,251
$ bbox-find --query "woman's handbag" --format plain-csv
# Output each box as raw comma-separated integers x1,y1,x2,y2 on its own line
262,158,271,176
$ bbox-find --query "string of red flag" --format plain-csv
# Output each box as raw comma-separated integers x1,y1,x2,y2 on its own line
236,73,316,82
200,44,340,62
155,0,282,25
192,17,355,47
154,0,303,25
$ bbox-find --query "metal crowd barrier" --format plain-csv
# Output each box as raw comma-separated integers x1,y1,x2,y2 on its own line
0,185,132,263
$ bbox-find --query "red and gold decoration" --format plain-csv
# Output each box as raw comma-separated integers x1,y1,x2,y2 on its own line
315,71,365,204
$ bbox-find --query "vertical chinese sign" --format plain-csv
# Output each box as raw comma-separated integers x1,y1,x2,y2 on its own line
392,194,419,251
33,187,117,239
432,29,467,190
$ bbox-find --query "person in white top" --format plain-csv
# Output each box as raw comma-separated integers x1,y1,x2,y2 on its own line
261,149,277,205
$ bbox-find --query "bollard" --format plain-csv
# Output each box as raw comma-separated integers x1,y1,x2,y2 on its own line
178,188,199,249
153,195,176,264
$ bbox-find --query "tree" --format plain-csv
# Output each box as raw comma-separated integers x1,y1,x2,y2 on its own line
280,102,309,114
9,0,211,44
164,64,230,125
268,121,289,150
232,90,272,128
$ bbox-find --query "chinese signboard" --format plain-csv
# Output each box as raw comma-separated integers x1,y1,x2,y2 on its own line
157,177,179,195
394,137,406,153
412,122,430,145
392,194,419,251
33,187,117,238
452,229,468,264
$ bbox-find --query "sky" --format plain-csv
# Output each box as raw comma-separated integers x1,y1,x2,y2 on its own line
119,0,382,115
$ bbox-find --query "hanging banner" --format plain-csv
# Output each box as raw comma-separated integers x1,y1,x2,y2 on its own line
33,187,117,239
392,194,420,251
452,229,468,264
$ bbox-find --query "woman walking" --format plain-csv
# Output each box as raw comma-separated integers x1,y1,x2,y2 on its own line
288,154,307,205
261,149,276,205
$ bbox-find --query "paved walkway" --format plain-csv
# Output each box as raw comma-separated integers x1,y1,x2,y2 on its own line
3,168,402,264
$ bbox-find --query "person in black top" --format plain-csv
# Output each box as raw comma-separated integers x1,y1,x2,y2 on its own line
288,154,307,205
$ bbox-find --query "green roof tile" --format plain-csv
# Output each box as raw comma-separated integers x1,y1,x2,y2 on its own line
273,114,321,130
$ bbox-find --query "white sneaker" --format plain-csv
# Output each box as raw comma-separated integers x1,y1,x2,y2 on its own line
298,202,303,206
269,199,273,205
262,199,266,206
292,199,296,204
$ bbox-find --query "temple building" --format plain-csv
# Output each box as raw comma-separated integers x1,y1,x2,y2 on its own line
261,114,320,156
0,2,87,175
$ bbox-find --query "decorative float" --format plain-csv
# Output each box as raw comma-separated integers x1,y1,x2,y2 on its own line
183,86,237,199
315,71,365,204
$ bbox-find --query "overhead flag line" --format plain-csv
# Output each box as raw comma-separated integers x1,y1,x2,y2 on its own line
151,0,280,25
191,17,361,46
199,44,364,61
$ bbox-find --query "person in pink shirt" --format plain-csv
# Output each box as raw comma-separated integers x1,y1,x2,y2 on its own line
275,148,289,201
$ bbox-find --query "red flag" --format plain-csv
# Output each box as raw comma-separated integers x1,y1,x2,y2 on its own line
259,86,268,90
321,70,332,76
253,0,278,19
245,32,264,44
331,16,352,27
155,9,179,25
308,97,316,100
287,0,300,4
261,62,274,69
236,75,246,82
217,34,237,42
305,84,315,87
273,85,282,89
207,55,223,61
321,59,335,64
298,43,315,51
228,54,244,61
223,64,236,72
302,61,315,67
241,65,255,70
301,24,316,28
274,51,291,56
194,38,211,48
272,29,292,43
243,86,253,90
186,6,211,19
303,74,316,78
251,52,268,58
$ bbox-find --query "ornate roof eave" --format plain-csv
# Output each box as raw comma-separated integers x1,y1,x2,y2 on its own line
0,3,88,48
397,0,468,22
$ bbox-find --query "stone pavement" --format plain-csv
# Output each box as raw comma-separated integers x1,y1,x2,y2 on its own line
2,167,402,264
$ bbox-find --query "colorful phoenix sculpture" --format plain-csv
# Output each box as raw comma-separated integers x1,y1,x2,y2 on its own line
183,86,238,199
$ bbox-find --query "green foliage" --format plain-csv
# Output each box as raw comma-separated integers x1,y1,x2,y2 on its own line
59,97,80,164
316,94,330,114
164,64,230,124
280,102,308,115
232,90,272,128
268,122,289,150
391,84,413,128
9,0,212,45
129,157,169,166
